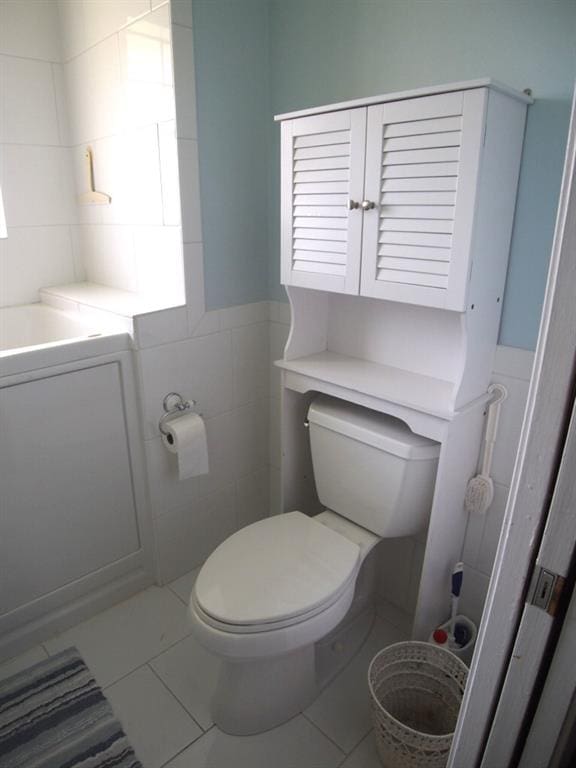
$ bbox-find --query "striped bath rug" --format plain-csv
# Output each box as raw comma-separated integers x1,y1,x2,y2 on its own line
0,647,141,768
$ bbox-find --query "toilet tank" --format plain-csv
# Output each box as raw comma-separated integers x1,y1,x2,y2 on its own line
307,396,440,538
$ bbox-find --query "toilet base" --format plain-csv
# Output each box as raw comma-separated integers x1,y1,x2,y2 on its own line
212,644,318,735
210,605,376,736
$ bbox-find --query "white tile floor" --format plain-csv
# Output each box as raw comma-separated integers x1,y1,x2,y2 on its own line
0,570,409,768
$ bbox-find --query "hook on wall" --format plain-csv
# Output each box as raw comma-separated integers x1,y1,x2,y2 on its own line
78,147,111,205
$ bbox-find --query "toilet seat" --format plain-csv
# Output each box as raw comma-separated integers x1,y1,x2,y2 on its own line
192,566,357,634
190,576,358,660
194,511,360,629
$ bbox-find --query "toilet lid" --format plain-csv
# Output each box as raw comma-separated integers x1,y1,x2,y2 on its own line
194,511,360,626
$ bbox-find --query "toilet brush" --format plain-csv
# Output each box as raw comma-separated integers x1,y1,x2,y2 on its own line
464,383,508,516
450,562,464,642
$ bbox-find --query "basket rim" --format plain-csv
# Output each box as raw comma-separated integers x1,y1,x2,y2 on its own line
367,641,468,741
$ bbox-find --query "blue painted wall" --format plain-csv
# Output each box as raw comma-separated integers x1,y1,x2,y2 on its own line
192,0,270,309
192,0,575,349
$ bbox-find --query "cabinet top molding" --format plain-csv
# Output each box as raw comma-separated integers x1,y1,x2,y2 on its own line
274,78,533,122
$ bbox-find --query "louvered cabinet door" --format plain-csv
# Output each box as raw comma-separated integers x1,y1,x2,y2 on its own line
360,90,487,310
281,109,366,294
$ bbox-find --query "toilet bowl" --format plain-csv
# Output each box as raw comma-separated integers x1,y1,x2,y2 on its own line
189,395,440,735
189,510,379,734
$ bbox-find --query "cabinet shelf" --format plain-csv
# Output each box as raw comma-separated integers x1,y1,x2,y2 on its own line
276,351,456,420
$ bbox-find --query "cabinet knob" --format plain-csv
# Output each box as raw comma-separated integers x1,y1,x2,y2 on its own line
361,200,376,211
349,199,360,210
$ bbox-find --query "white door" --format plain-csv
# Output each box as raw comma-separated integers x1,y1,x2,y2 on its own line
449,86,576,768
280,108,366,294
360,90,486,310
518,412,576,768
482,398,576,767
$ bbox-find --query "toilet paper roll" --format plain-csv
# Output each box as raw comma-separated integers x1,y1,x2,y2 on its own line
162,412,209,481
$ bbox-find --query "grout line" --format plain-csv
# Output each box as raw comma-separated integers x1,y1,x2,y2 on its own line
166,583,189,606
301,712,348,758
102,659,151,692
147,662,207,734
98,623,194,692
159,725,216,768
60,5,161,66
335,731,374,767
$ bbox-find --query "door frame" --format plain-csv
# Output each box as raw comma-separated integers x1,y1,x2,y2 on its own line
448,86,576,767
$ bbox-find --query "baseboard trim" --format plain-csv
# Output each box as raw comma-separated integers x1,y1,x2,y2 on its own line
0,568,153,664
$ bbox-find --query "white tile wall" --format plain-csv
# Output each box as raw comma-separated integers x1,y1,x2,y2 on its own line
170,0,193,29
155,484,238,582
0,145,74,227
457,345,534,626
65,35,123,146
158,120,182,225
0,55,60,145
134,300,271,584
82,0,151,53
133,225,185,304
138,329,233,435
0,227,76,306
177,138,202,244
78,224,135,291
0,0,62,61
58,1,186,305
0,1,77,308
184,242,206,332
172,22,197,140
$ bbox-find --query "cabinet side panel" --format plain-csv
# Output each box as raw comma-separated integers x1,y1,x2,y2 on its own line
281,119,295,287
455,93,528,407
446,88,488,310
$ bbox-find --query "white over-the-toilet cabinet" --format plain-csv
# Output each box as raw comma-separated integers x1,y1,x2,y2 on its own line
281,82,527,311
275,80,532,640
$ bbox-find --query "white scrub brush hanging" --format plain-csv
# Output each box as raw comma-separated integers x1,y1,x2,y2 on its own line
464,383,508,515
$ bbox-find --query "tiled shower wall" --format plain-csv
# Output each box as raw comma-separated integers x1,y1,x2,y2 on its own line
58,0,185,306
0,0,77,306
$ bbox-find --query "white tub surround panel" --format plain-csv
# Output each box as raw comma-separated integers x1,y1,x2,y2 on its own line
275,81,530,640
0,341,154,662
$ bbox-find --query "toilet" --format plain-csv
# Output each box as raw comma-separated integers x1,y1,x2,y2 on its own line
189,395,440,735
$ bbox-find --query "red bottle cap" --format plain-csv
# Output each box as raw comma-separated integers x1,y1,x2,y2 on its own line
433,628,448,644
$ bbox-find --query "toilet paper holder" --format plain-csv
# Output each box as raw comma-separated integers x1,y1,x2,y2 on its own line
158,392,197,437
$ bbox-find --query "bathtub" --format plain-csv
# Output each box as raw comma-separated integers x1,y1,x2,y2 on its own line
0,303,104,355
0,303,153,661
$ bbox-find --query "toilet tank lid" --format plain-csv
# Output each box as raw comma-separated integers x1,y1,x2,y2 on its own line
308,396,440,460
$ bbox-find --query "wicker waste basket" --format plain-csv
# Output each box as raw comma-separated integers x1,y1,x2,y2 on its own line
368,641,468,768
